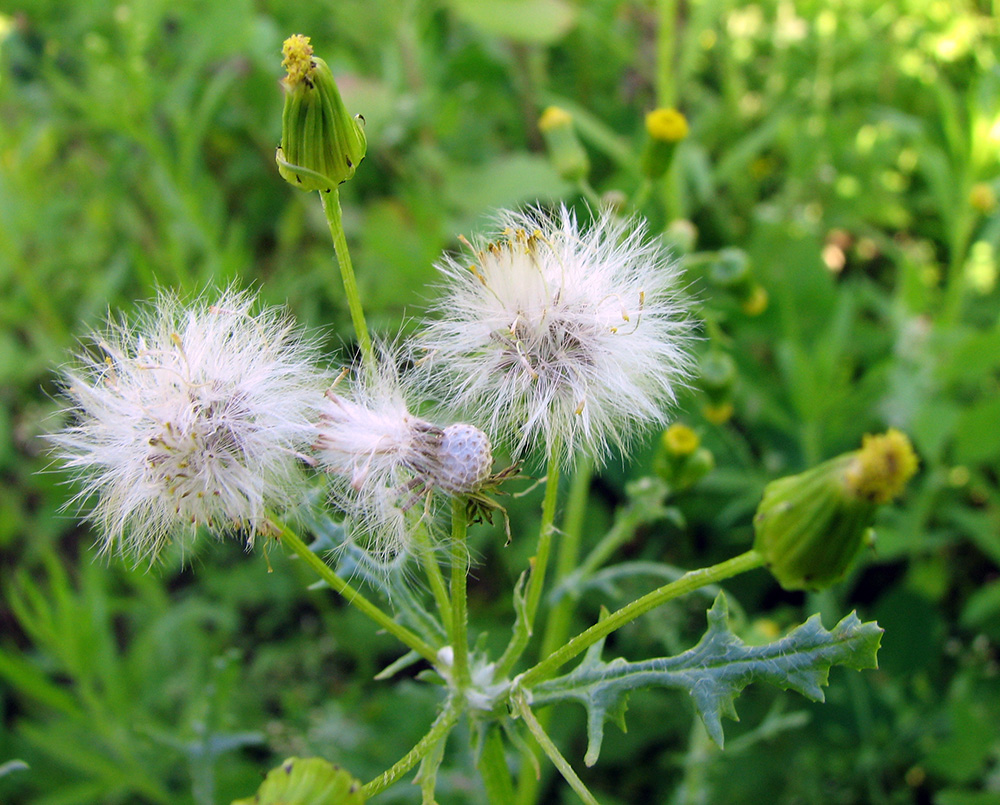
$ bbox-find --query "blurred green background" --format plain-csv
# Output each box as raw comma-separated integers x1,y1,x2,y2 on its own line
2,0,1000,802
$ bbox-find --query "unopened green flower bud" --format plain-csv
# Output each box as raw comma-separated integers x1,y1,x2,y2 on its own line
276,35,367,192
232,756,365,805
664,219,698,254
970,182,997,214
663,423,699,456
754,429,919,591
600,189,628,215
539,106,590,182
708,248,752,293
641,108,688,180
654,424,714,489
698,351,736,405
740,283,769,316
708,249,768,314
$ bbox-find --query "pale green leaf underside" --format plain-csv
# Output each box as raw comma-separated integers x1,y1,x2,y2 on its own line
528,593,882,764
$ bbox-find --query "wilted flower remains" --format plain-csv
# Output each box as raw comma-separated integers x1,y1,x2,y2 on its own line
314,351,495,560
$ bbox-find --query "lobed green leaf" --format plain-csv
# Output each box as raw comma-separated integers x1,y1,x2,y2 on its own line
527,593,882,764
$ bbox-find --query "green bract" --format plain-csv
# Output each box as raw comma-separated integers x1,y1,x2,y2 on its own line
640,108,688,180
754,430,918,591
538,106,590,182
276,35,367,192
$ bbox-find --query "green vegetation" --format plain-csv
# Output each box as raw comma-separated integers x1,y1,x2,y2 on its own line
2,1,999,803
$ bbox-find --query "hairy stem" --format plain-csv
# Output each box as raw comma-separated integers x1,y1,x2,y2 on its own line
512,690,600,805
272,518,438,664
414,522,452,630
496,450,562,676
519,549,765,687
478,725,517,804
320,188,374,369
362,695,462,797
539,454,593,663
450,498,471,689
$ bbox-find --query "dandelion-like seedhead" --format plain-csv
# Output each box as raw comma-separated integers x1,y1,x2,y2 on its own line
315,351,494,562
421,206,693,466
51,288,324,562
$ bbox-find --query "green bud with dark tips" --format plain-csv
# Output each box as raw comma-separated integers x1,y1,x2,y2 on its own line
641,108,688,180
539,106,590,183
277,35,367,192
754,430,918,591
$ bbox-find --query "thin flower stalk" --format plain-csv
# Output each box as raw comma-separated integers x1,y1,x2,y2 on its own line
519,549,766,688
271,516,438,664
449,497,471,690
322,189,375,370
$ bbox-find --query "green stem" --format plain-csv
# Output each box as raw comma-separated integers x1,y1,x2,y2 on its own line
524,455,562,628
414,522,452,629
272,518,438,664
362,695,463,797
520,549,765,687
450,498,471,689
576,178,602,208
632,178,653,211
539,455,593,662
496,451,562,676
478,725,517,804
577,505,644,580
512,690,600,805
320,188,374,369
656,0,679,108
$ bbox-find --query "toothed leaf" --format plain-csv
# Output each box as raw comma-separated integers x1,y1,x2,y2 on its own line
528,593,881,763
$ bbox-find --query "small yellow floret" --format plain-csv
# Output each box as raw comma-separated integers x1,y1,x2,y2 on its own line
663,423,699,456
970,183,997,214
282,34,314,86
645,108,689,142
845,429,919,504
539,106,573,132
703,402,734,425
741,284,769,316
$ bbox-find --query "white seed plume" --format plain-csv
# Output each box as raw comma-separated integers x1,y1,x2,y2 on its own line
51,288,324,561
421,205,693,465
315,352,493,561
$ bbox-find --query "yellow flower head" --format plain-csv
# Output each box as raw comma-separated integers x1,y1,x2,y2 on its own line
281,34,314,87
663,423,699,456
539,106,573,132
645,108,689,143
845,429,919,504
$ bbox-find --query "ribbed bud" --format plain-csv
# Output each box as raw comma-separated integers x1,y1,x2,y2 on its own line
276,34,367,192
539,106,590,182
707,248,768,315
699,351,736,406
641,108,688,180
754,430,918,591
654,424,714,490
708,248,752,294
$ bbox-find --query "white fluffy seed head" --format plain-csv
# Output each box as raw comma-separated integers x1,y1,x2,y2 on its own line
50,288,325,562
421,205,694,466
314,351,493,562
